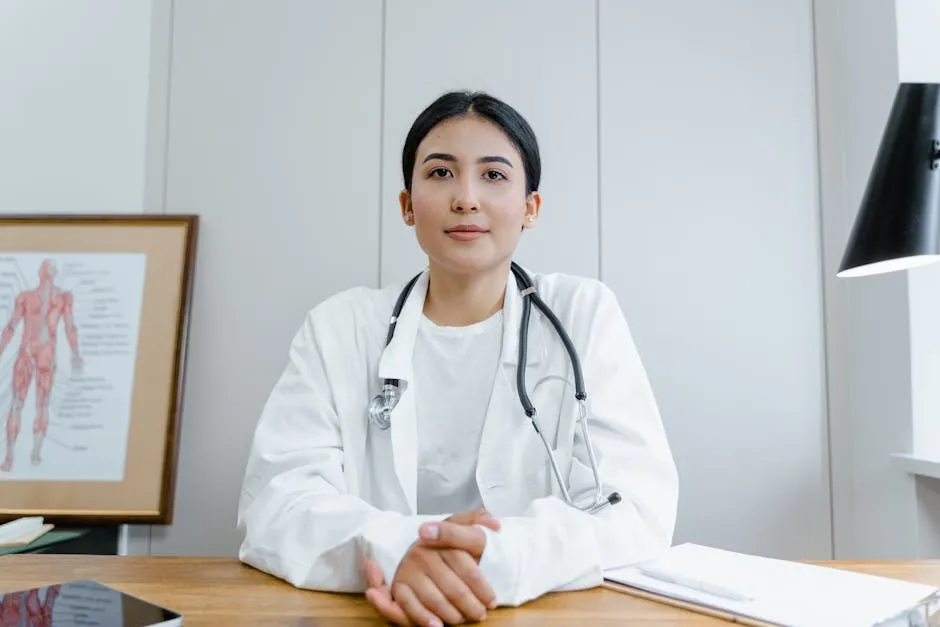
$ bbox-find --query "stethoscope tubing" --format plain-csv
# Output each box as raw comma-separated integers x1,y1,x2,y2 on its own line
368,262,618,514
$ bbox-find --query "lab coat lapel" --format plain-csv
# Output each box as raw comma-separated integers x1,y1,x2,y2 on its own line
376,270,428,515
478,266,545,507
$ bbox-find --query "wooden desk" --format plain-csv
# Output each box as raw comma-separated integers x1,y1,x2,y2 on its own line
2,555,939,625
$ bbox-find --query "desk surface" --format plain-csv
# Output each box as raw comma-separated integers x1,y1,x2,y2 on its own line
2,555,940,625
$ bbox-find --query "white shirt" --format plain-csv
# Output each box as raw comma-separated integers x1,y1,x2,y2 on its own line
413,310,503,515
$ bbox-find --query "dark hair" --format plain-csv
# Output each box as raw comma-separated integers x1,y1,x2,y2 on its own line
401,90,541,194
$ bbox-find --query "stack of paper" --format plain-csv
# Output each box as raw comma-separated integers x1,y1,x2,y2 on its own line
0,516,54,548
604,543,940,626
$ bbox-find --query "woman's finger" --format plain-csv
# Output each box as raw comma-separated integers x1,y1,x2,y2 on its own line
364,559,386,589
446,508,501,531
365,586,412,626
440,549,498,611
412,569,467,627
392,581,450,627
418,522,487,559
429,562,487,623
474,509,501,531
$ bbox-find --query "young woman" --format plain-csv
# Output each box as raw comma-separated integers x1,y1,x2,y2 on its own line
237,91,679,627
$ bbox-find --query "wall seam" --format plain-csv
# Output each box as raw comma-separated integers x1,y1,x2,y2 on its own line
807,0,837,560
152,0,175,556
377,0,387,288
595,0,603,281
160,0,176,219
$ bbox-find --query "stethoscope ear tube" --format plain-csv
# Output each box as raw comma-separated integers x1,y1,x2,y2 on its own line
384,272,423,347
513,266,536,418
510,262,587,413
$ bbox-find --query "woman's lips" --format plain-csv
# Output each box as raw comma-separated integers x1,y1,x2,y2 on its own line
445,226,488,241
446,231,486,241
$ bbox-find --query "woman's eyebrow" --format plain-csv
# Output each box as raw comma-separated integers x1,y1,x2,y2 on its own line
423,152,456,163
422,152,513,167
479,155,513,167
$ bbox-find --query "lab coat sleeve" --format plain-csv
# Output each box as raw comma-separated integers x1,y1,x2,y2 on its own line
236,310,448,593
475,282,679,607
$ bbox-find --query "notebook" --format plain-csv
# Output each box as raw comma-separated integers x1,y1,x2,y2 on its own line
0,579,182,626
603,543,940,627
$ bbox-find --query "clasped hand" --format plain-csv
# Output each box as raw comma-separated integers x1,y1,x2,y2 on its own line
364,508,500,626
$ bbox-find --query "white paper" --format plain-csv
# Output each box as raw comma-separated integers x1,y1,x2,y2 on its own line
0,515,43,542
605,543,939,627
0,253,146,482
51,580,124,626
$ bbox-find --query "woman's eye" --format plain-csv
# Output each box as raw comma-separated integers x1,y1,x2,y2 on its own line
484,170,505,180
429,168,450,178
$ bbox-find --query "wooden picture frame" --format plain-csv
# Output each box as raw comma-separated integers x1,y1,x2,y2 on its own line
0,214,198,525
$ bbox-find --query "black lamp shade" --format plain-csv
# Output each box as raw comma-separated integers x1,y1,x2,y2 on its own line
838,82,940,278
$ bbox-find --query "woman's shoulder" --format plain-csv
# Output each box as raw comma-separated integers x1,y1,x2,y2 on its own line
303,282,402,332
527,270,637,346
529,270,620,309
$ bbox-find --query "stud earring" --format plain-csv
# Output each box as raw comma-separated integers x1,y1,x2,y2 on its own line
527,216,536,223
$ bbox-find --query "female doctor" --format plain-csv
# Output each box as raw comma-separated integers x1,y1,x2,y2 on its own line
236,91,679,627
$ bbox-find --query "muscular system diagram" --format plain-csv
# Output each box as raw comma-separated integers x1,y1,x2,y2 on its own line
0,252,146,482
0,259,82,472
0,584,60,627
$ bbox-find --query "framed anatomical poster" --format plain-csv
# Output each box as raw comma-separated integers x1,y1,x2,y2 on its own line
0,214,198,525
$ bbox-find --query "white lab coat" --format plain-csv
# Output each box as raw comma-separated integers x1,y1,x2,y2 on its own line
236,267,679,607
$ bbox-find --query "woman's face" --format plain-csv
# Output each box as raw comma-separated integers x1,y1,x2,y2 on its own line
400,114,540,277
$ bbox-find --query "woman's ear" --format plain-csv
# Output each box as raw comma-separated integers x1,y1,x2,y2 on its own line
399,190,414,226
522,191,542,229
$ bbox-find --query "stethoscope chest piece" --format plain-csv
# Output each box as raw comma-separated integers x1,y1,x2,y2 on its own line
368,382,400,430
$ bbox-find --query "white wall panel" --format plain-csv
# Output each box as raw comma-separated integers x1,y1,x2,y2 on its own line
599,0,831,559
380,0,598,286
0,0,159,554
0,0,152,212
151,0,383,556
815,0,922,559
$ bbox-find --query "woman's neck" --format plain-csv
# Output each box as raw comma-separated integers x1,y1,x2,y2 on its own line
423,262,509,327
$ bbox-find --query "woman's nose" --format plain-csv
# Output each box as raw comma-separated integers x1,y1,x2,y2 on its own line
451,181,480,212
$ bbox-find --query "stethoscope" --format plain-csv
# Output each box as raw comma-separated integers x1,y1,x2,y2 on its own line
367,262,621,515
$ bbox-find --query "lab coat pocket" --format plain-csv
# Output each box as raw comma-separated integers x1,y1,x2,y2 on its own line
527,373,572,448
521,375,574,501
521,437,563,501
